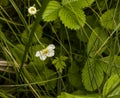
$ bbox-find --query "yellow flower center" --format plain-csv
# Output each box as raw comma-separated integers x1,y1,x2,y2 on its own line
43,49,48,54
31,8,35,12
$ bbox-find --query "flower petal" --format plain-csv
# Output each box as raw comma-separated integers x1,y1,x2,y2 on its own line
35,51,41,57
47,50,55,57
35,51,47,60
39,54,47,61
46,44,55,51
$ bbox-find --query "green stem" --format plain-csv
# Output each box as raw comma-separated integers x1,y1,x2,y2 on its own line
19,0,50,73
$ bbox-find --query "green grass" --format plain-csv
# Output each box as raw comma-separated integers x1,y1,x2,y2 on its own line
0,0,120,98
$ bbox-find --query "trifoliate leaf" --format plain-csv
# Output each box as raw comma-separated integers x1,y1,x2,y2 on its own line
100,9,120,30
42,1,61,21
82,58,104,91
59,7,86,30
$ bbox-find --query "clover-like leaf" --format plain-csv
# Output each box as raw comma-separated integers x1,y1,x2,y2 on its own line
59,7,86,30
42,1,61,21
100,9,120,30
82,58,104,91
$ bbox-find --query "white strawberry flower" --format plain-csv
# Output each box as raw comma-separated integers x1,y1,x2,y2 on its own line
35,44,55,61
28,5,37,15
